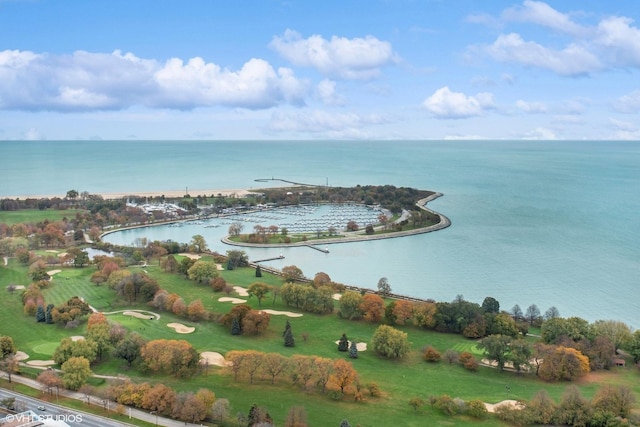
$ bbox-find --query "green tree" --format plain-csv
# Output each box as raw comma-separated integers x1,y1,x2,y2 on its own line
525,304,541,325
338,291,364,320
226,249,248,268
189,234,208,253
555,386,592,427
61,356,92,390
247,282,270,307
113,333,145,367
371,325,410,359
0,336,16,359
187,260,219,284
629,330,640,363
284,321,295,347
481,296,500,313
36,305,46,322
337,333,349,352
508,339,532,372
53,337,98,365
478,334,512,371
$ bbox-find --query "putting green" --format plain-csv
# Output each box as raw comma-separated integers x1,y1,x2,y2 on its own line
451,341,483,356
32,341,59,356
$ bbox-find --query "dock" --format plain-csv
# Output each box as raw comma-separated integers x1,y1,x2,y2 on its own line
252,255,285,263
305,244,329,253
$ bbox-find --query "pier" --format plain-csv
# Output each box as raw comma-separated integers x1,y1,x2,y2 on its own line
304,244,329,253
252,255,285,263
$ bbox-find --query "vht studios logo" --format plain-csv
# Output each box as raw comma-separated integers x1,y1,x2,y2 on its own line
4,413,84,424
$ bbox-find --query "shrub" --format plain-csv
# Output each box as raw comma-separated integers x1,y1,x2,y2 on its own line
459,351,479,371
423,346,441,362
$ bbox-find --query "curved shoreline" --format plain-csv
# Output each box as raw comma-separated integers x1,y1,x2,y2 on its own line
221,192,450,248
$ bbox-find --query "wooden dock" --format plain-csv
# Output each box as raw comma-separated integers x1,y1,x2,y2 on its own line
305,244,329,253
252,255,285,263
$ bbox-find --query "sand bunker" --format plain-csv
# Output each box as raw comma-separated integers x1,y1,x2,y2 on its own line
167,323,195,334
27,360,55,366
15,351,29,361
484,400,524,413
233,286,249,296
261,309,303,318
45,250,59,253
334,341,367,351
332,293,342,300
47,269,62,276
200,351,232,367
218,297,247,304
70,335,85,341
178,253,201,260
123,310,159,320
13,285,25,290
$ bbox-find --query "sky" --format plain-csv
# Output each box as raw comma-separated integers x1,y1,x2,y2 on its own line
1,0,639,141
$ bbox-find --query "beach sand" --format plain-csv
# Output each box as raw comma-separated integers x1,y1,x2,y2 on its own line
4,188,253,200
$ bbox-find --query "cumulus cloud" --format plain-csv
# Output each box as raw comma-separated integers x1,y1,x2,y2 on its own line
0,49,308,112
270,29,397,79
422,86,495,119
469,1,640,76
316,79,346,106
613,89,640,113
268,109,390,137
516,99,547,113
521,127,557,140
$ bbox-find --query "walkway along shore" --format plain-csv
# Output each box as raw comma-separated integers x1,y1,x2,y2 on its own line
220,192,451,248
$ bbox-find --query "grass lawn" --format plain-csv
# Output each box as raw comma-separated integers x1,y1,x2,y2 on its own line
0,209,87,225
2,258,639,426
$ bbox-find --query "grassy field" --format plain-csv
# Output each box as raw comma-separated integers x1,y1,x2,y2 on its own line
1,258,639,426
0,209,88,225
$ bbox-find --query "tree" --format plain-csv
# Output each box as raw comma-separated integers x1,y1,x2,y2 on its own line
412,302,437,329
189,234,208,253
0,354,19,383
377,277,391,296
247,282,270,307
508,339,532,372
524,390,556,425
592,319,633,352
544,306,560,320
187,260,219,284
53,337,98,365
629,330,640,363
592,385,635,419
332,359,356,393
140,339,199,377
262,353,288,384
186,299,207,321
284,322,295,347
66,189,79,200
226,249,248,268
282,265,304,282
211,398,231,424
0,335,16,359
555,386,592,427
371,325,410,359
242,310,271,335
349,341,359,359
423,346,441,362
86,314,112,361
538,346,590,381
284,406,308,427
482,296,500,313
478,334,512,371
390,300,413,325
36,305,46,322
511,304,523,321
113,333,145,367
142,383,176,417
61,356,92,390
338,291,364,320
337,333,349,352
247,403,272,427
172,392,208,424
360,294,385,323
255,265,262,277
231,317,241,336
37,369,62,397
525,304,541,325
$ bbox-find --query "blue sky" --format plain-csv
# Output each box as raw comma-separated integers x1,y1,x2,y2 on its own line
1,0,639,140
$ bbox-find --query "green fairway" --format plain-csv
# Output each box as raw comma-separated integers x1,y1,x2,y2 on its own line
2,257,639,426
0,209,88,225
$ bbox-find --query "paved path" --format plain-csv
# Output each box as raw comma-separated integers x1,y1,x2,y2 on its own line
1,370,204,426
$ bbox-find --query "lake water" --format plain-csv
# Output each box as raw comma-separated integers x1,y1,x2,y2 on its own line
2,140,638,327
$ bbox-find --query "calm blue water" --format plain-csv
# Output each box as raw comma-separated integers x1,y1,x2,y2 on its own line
2,140,639,327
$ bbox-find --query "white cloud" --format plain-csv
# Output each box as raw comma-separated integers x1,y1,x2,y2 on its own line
23,128,43,140
470,2,640,76
609,118,636,132
0,49,308,112
521,127,557,140
268,109,390,137
422,86,495,119
613,89,640,113
270,29,397,79
502,0,587,37
316,79,346,106
516,99,547,113
482,33,601,76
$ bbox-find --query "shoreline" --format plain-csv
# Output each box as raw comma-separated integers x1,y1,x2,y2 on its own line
1,188,254,200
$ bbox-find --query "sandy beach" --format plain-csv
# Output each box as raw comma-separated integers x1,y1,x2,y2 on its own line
3,188,254,200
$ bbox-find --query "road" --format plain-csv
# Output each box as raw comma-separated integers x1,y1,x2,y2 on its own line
1,372,205,426
0,388,131,427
